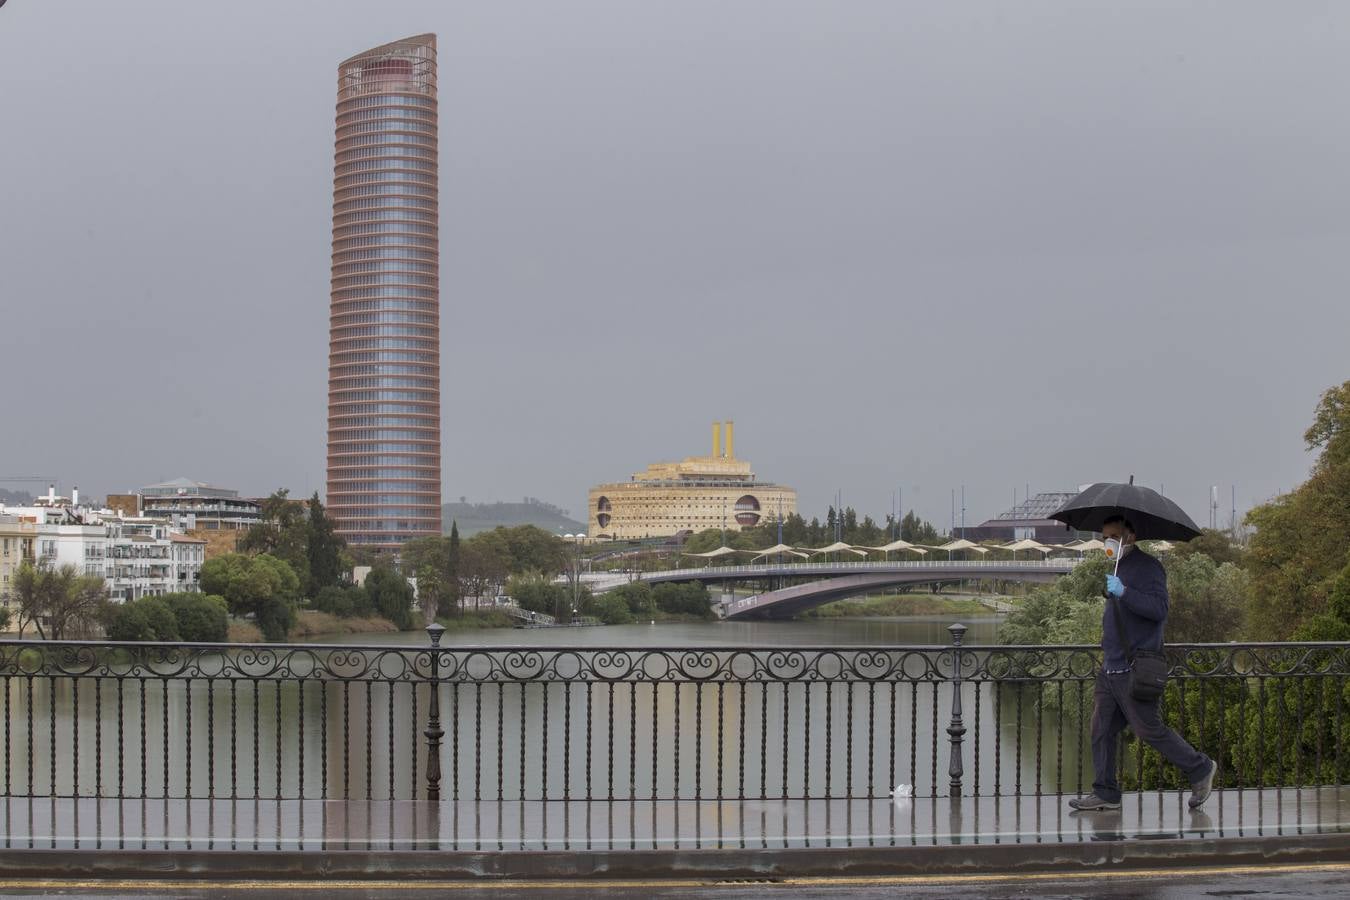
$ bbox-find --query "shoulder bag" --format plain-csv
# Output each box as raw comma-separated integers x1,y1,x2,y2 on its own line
1108,594,1169,702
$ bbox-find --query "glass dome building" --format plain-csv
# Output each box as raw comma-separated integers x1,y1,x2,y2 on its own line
326,35,442,551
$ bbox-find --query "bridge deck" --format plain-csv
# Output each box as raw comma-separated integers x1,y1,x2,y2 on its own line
0,788,1342,856
586,559,1079,594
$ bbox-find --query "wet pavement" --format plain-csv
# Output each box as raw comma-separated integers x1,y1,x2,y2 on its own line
1,863,1349,898
0,787,1345,851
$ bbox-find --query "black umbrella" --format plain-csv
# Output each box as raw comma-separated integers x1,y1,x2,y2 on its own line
1049,481,1202,541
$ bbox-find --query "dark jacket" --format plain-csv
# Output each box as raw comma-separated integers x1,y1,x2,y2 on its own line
1101,546,1169,671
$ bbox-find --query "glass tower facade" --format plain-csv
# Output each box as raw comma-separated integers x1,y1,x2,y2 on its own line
327,34,442,551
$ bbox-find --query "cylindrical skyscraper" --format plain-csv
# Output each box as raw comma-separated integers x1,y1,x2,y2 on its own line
327,34,441,551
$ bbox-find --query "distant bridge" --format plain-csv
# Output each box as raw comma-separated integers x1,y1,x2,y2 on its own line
584,559,1079,619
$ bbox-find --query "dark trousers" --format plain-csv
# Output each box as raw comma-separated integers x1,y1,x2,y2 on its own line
1091,671,1210,803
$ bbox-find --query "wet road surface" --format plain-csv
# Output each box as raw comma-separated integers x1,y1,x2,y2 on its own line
2,862,1349,899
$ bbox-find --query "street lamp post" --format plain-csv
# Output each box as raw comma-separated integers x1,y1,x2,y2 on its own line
563,533,585,623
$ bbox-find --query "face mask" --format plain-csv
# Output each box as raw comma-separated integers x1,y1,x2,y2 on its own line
1104,537,1123,559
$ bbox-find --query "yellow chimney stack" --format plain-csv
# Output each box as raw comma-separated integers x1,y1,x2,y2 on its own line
725,420,735,458
712,421,722,458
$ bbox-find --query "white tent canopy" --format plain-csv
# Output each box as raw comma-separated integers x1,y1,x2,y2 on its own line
932,539,989,553
752,544,809,560
1002,538,1057,558
863,539,928,554
683,546,741,558
1073,539,1106,552
808,541,868,557
1001,539,1048,552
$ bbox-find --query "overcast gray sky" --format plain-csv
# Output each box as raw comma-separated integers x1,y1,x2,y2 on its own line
2,1,1347,531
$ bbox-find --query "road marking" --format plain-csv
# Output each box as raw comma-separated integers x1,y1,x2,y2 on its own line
0,862,1347,891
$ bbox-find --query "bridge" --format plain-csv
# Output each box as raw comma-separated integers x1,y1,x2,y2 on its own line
585,559,1079,618
1,631,1345,888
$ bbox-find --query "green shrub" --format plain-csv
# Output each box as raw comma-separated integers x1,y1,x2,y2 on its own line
652,582,713,619
588,594,635,625
169,593,228,642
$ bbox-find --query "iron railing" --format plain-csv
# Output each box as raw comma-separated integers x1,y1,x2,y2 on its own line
0,628,1345,803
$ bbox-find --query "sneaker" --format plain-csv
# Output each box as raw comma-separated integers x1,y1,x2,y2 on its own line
1188,759,1218,809
1068,794,1121,811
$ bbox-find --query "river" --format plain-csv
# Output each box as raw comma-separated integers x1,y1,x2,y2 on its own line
1,615,1092,804
312,614,1003,648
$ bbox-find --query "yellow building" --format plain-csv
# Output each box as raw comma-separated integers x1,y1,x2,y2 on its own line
588,422,798,539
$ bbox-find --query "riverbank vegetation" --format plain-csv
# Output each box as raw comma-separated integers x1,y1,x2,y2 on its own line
288,611,399,640
434,609,518,631
804,594,989,619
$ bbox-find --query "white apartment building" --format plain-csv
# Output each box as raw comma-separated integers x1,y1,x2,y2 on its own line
1,487,206,603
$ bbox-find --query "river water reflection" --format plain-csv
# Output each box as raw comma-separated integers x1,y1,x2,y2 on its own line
2,616,1091,805
312,615,1005,649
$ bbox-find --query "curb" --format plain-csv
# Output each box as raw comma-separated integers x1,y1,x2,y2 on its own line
0,833,1347,881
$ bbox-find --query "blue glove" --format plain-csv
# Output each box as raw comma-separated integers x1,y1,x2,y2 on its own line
1105,574,1125,598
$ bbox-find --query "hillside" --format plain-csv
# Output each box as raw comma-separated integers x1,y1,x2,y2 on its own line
442,497,585,537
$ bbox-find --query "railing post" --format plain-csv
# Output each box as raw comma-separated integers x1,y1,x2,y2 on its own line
946,622,967,797
425,623,445,801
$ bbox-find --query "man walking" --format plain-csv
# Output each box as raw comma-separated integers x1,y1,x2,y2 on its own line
1068,515,1217,811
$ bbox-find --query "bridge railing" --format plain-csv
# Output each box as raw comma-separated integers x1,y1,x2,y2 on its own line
0,630,1345,804
636,558,1081,581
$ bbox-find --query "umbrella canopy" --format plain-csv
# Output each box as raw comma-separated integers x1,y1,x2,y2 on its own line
1073,539,1106,551
1001,539,1049,552
1049,482,1202,541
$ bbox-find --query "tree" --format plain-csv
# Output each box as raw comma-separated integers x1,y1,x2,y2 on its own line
12,562,108,640
311,584,371,618
141,597,182,642
1246,381,1350,637
364,566,414,630
851,514,883,547
780,513,808,546
239,489,312,597
506,572,566,616
105,593,229,642
1292,557,1350,641
104,602,154,641
457,537,509,608
400,535,452,619
306,492,344,592
1171,529,1245,567
1163,554,1251,643
446,521,462,616
495,526,568,577
608,582,655,617
200,553,300,642
169,593,229,642
587,593,635,625
900,511,942,544
652,582,714,619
